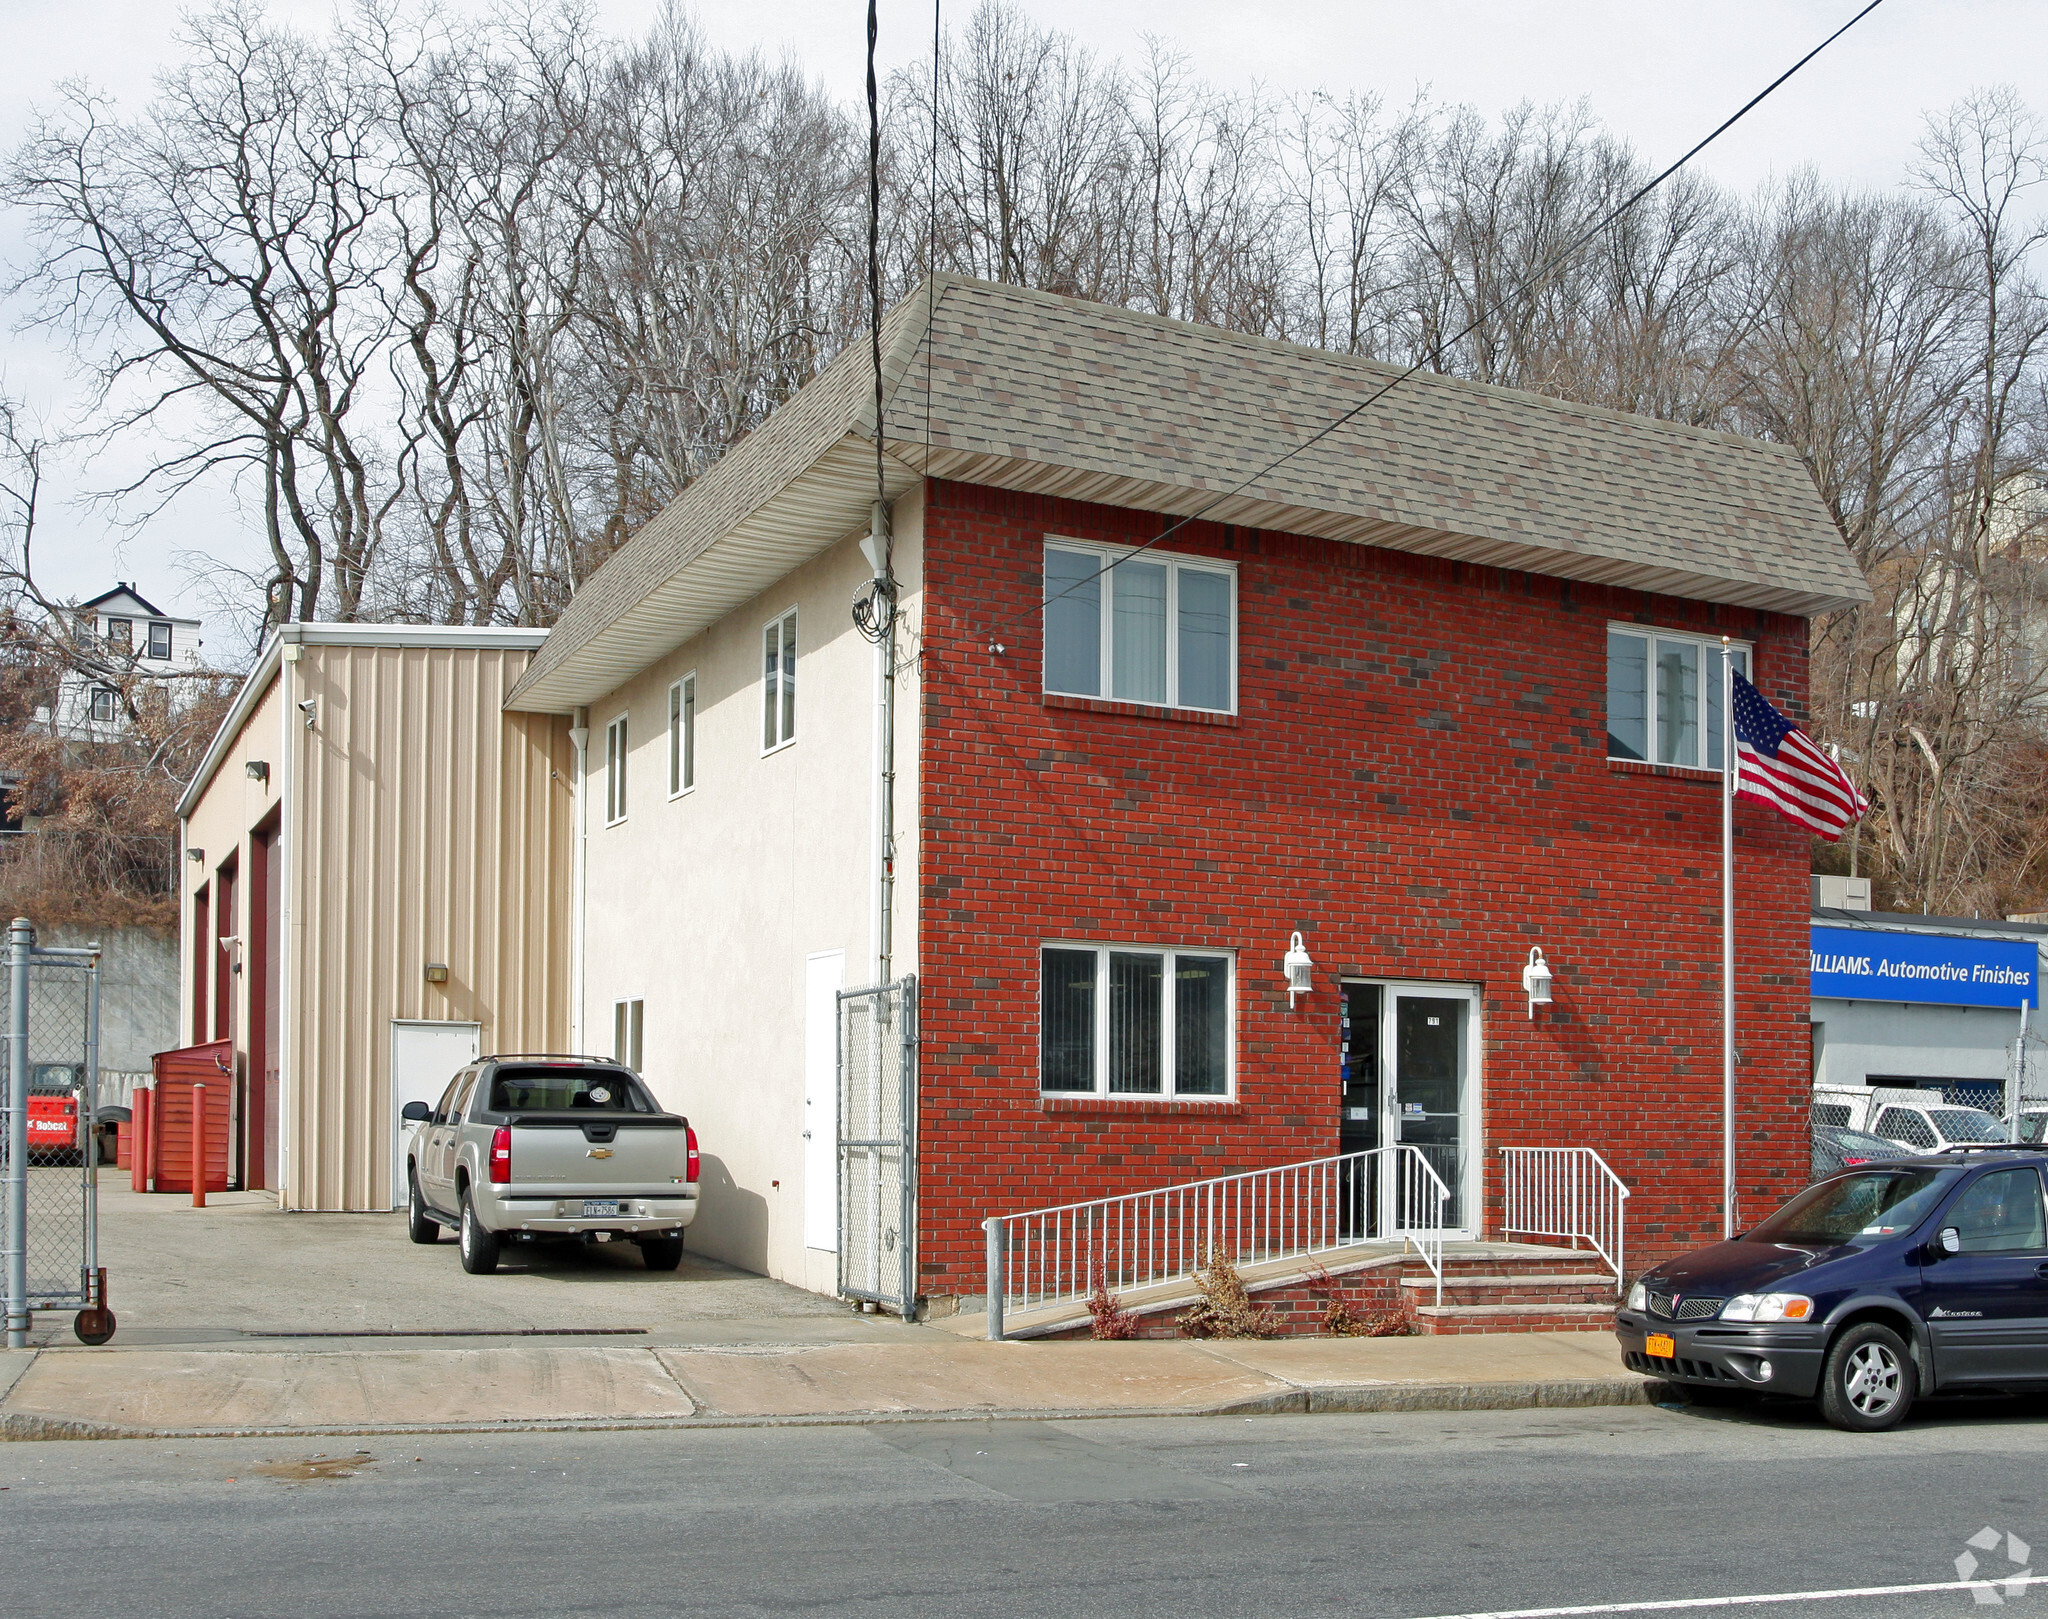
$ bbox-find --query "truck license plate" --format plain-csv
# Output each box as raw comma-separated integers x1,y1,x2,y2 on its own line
581,1200,622,1217
1646,1333,1675,1359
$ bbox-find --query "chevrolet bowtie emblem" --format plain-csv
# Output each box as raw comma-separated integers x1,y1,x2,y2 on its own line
587,1148,614,1159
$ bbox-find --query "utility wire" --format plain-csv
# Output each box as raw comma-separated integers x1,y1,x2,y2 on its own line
967,0,1887,655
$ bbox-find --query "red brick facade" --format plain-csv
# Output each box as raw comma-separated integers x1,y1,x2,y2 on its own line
915,478,1813,1304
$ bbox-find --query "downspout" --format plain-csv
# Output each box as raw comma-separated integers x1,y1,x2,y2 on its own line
864,501,897,983
276,631,300,1210
569,706,590,1053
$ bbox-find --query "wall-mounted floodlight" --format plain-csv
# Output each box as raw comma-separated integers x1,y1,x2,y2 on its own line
1282,931,1314,1010
186,847,205,865
1522,946,1554,1019
424,963,449,985
245,760,270,785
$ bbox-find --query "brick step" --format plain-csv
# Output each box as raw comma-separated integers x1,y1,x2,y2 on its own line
1412,1301,1618,1336
1400,1272,1618,1307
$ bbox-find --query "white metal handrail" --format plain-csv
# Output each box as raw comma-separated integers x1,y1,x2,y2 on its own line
983,1145,1450,1340
1499,1146,1630,1292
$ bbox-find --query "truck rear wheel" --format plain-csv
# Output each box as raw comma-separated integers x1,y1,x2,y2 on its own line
458,1187,500,1275
638,1236,685,1272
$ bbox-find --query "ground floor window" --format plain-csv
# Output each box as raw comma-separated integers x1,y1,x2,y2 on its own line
1040,943,1231,1097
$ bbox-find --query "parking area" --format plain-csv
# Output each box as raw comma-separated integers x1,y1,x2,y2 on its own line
27,1175,921,1350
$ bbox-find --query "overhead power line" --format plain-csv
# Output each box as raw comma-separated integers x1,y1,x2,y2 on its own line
966,0,1888,655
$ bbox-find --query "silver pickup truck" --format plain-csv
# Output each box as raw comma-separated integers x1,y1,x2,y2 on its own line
402,1054,699,1275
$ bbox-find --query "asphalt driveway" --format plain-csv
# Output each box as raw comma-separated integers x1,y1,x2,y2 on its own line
38,1177,916,1350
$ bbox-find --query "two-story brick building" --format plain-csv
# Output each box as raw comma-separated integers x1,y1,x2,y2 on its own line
503,276,1866,1314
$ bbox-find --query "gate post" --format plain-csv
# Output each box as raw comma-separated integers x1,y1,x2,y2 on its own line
4,916,31,1347
985,1217,1006,1342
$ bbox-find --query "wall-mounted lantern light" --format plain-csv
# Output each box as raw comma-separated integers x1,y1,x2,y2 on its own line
1282,931,1314,1009
424,962,449,985
1522,946,1554,1018
245,759,270,785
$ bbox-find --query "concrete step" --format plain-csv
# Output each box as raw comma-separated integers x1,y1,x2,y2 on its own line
1400,1272,1619,1307
1413,1302,1618,1336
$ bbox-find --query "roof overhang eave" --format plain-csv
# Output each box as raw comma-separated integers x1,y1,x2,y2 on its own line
900,442,1871,617
506,438,919,713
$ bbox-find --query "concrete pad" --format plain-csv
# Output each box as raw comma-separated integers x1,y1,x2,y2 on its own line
2,1345,693,1432
659,1339,1290,1418
1198,1331,1630,1387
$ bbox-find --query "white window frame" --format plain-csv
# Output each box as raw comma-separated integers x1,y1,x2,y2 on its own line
1042,539,1238,714
603,713,628,826
762,606,798,755
1605,623,1751,772
668,673,696,798
613,998,644,1071
1038,941,1236,1100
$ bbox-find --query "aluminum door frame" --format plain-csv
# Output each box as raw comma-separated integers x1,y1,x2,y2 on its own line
1349,978,1480,1240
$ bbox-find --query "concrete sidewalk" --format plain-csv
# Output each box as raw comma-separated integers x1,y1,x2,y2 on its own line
0,1332,1666,1440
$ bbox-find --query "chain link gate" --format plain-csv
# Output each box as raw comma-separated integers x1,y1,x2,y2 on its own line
837,976,917,1319
2,919,114,1347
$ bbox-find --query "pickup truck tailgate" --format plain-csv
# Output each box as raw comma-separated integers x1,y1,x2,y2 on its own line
504,1116,691,1196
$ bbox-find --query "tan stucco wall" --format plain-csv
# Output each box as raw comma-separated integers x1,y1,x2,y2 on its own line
581,493,923,1289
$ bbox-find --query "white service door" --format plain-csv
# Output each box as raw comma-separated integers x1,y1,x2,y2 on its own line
389,1019,481,1210
803,951,845,1252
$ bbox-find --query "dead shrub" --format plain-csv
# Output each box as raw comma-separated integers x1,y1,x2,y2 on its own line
1177,1249,1280,1339
1086,1263,1140,1339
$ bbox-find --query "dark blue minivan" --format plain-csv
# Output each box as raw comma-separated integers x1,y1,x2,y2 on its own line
1614,1147,2048,1430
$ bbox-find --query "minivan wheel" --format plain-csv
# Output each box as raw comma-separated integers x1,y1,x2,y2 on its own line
458,1187,500,1275
1819,1322,1916,1432
406,1169,440,1245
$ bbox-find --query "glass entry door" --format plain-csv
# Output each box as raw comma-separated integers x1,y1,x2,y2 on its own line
1340,981,1475,1235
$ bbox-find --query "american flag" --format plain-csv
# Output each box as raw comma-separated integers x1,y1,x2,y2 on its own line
1731,672,1867,840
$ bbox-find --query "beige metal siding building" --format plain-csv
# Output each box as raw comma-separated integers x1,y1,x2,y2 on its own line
177,625,573,1211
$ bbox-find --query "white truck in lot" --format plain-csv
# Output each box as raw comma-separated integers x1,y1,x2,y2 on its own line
403,1055,699,1275
1810,1083,2008,1154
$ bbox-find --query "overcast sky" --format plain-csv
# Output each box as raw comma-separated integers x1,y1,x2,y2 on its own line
4,0,2044,641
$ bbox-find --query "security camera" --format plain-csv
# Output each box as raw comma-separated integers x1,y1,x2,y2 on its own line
298,698,317,728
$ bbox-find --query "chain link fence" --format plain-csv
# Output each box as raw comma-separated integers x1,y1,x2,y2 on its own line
837,976,917,1318
2,919,110,1346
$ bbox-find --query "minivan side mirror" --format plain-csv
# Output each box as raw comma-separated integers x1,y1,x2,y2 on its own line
400,1100,432,1122
1937,1225,1962,1256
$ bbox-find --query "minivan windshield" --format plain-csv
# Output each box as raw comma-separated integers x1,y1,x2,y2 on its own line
1744,1168,1954,1247
1930,1108,2004,1144
487,1066,657,1114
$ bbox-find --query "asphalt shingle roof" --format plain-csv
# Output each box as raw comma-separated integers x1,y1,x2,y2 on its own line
511,276,1863,711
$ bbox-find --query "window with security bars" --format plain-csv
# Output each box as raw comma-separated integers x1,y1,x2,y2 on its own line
1040,944,1231,1097
1042,542,1235,713
1606,626,1749,769
762,608,797,751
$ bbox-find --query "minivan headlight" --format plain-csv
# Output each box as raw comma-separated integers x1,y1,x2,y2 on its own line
1721,1292,1813,1323
1627,1280,1648,1312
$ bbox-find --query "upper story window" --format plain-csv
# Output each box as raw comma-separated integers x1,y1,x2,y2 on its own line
147,621,172,660
614,998,645,1071
1606,625,1750,770
669,673,696,797
88,686,119,724
762,608,797,752
105,617,132,652
604,714,628,825
1040,942,1233,1098
1043,541,1236,713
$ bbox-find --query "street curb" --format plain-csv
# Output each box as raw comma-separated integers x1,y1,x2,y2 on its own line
0,1375,1677,1442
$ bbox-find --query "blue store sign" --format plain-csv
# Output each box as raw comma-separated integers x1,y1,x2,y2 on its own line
1811,925,2038,1009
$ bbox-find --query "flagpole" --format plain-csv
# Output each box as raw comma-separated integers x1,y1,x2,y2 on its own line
1722,639,1737,1240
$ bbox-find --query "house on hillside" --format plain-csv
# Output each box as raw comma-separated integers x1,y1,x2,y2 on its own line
49,583,207,739
502,274,1868,1312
